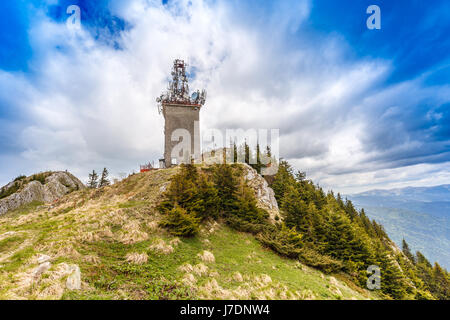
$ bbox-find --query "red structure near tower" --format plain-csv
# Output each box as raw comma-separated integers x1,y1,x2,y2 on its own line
139,162,154,173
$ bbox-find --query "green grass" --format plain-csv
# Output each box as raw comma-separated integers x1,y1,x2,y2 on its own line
56,226,377,300
205,227,374,300
65,236,201,300
0,235,25,252
118,200,148,209
0,168,381,300
1,201,44,220
2,246,35,272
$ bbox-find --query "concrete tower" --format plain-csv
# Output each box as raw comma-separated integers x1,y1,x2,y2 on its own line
157,59,206,167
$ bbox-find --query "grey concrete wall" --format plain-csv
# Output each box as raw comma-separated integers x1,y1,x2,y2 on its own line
163,103,201,166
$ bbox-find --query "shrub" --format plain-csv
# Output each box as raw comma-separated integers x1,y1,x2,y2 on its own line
157,164,220,220
297,246,344,274
226,216,269,234
0,182,20,199
30,173,47,185
257,224,303,258
159,207,200,237
231,185,268,224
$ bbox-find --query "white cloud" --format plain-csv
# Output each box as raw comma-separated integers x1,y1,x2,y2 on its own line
0,0,449,193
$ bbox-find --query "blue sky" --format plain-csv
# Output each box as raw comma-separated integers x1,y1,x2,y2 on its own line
0,0,449,193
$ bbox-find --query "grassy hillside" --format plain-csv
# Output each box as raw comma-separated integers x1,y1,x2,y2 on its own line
0,168,379,300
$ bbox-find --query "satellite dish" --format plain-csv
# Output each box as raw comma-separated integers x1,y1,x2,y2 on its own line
191,92,199,100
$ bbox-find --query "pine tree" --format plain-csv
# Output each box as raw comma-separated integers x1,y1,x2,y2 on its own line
402,239,415,263
265,145,272,158
233,141,238,163
431,262,450,299
158,164,198,214
378,252,408,299
282,185,313,238
87,170,98,188
295,171,306,182
98,168,110,187
252,142,262,174
159,206,199,237
191,173,220,220
270,160,296,205
212,164,238,213
233,183,267,224
244,141,250,164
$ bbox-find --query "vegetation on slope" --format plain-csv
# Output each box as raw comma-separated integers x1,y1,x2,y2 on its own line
268,160,449,300
350,205,450,271
156,160,449,300
0,173,54,200
0,157,448,300
0,167,378,300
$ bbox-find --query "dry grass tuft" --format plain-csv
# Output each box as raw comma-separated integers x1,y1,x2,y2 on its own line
148,221,159,230
201,221,220,235
149,239,174,255
203,279,221,292
254,274,272,287
77,231,100,243
178,263,194,273
330,285,342,297
169,238,181,246
126,252,148,265
192,263,209,276
182,273,197,285
296,289,316,300
10,262,74,300
117,220,149,244
83,254,101,265
232,272,244,282
329,276,339,286
198,250,215,263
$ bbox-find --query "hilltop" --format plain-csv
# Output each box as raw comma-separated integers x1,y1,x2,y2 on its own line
0,171,85,216
0,165,379,300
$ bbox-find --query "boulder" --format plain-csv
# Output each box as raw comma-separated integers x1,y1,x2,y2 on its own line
0,171,85,216
37,254,51,264
241,164,280,222
66,265,81,290
33,262,51,280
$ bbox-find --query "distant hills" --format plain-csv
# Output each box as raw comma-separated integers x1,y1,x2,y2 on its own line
348,185,450,269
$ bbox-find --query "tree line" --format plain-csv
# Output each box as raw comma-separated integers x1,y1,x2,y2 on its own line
156,155,449,299
87,168,110,188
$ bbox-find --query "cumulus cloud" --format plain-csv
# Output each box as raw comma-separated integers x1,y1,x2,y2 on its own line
0,0,449,193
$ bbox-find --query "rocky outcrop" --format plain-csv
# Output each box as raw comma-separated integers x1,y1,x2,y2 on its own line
0,171,85,216
66,265,81,290
241,164,280,222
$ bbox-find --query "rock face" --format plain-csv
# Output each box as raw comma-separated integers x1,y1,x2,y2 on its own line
241,164,280,222
0,171,85,216
33,262,51,280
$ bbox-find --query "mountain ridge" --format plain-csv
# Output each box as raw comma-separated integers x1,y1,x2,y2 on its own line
347,184,450,269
